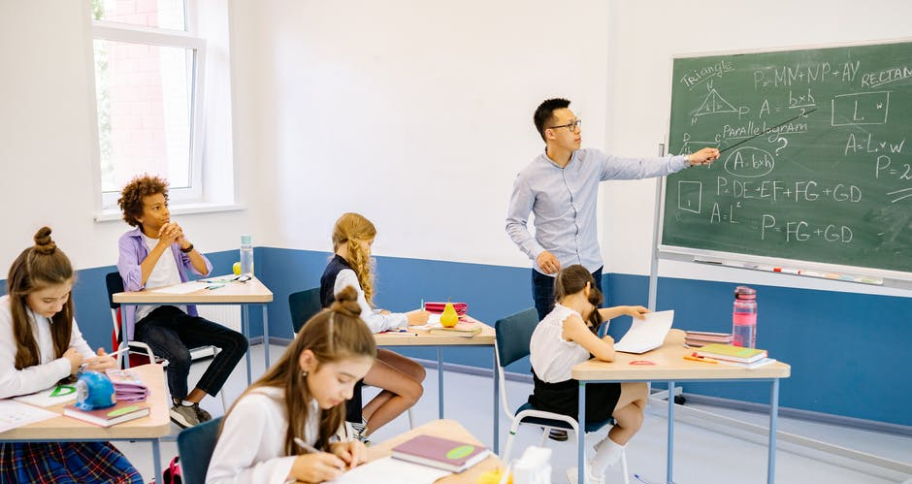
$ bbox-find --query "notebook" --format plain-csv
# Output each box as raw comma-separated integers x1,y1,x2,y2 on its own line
391,434,490,473
612,310,674,354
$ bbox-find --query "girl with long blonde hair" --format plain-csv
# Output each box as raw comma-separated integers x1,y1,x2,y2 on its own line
319,212,428,438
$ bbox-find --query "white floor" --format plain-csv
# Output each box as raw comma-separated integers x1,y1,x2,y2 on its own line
117,344,912,484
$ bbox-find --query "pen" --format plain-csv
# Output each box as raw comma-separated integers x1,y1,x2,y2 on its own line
80,347,129,369
420,298,424,310
206,283,226,290
683,355,718,364
293,437,321,454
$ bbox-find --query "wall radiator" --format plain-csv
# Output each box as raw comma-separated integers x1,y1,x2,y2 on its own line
196,305,243,333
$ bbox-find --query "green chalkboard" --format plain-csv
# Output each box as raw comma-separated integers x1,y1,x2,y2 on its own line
661,40,912,278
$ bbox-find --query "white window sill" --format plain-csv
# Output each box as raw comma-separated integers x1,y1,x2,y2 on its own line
94,203,246,222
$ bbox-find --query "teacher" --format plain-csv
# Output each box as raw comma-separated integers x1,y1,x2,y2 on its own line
506,97,720,322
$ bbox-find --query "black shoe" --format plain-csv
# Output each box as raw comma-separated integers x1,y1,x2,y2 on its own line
548,428,569,441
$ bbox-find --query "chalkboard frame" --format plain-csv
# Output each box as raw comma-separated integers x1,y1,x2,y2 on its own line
656,38,912,290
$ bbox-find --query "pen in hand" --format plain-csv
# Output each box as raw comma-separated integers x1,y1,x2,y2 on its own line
293,437,321,454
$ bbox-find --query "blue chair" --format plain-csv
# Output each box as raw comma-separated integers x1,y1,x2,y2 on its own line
494,308,629,484
177,416,223,484
288,287,323,334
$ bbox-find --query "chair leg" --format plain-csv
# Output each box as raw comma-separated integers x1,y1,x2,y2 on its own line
407,408,415,429
503,420,523,462
538,429,550,447
619,448,630,484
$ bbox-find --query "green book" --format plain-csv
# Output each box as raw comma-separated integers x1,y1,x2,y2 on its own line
694,344,768,363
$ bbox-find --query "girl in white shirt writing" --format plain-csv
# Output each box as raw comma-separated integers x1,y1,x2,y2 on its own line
529,264,649,484
207,286,375,484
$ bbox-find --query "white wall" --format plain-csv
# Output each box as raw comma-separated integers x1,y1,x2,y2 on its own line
229,0,612,268
0,1,256,272
602,0,912,296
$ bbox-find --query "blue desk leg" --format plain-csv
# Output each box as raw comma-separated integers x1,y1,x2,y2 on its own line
768,379,780,484
262,305,270,368
667,381,675,484
242,305,252,385
438,348,444,419
493,354,499,453
578,381,587,484
152,439,162,482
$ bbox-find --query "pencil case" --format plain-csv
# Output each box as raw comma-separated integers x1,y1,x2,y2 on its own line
423,302,468,315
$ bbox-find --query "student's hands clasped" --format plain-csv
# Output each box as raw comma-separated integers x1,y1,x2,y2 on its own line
687,147,721,166
290,451,349,483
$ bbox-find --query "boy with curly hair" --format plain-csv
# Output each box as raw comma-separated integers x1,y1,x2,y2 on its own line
116,174,248,428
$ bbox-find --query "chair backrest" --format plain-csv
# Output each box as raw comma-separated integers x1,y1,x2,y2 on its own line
494,308,539,419
288,287,323,333
105,272,124,310
177,416,223,484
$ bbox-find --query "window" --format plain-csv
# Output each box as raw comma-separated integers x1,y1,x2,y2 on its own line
90,0,206,210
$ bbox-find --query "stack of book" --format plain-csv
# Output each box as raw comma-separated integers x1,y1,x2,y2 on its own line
63,400,151,427
685,331,733,348
693,343,776,369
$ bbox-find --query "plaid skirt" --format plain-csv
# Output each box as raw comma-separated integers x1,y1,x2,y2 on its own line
0,441,142,484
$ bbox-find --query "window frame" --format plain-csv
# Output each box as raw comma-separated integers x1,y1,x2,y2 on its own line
89,15,208,213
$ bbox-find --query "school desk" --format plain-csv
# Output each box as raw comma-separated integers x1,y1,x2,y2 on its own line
1,363,171,480
367,419,503,484
374,318,499,450
570,329,791,484
113,275,274,384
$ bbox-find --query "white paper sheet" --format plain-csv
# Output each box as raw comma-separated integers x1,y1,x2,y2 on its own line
325,456,451,484
613,310,675,354
152,281,208,294
0,400,59,433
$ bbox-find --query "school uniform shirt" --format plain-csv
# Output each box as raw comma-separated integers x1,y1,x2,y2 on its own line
529,303,592,383
116,227,213,340
206,386,352,484
506,148,689,274
320,255,407,333
0,295,94,399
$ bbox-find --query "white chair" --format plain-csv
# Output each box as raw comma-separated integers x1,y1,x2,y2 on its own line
495,308,629,484
106,272,227,412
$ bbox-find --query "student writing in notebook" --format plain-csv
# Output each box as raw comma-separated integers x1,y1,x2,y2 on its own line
116,174,248,428
319,212,428,439
0,227,142,484
207,286,374,484
528,264,649,484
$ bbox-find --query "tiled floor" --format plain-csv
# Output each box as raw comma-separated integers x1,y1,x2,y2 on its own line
117,344,912,483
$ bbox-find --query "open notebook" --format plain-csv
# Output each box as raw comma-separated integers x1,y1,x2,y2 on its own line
612,310,674,354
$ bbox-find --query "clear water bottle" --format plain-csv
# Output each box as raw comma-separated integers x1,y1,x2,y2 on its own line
732,286,757,348
239,235,254,277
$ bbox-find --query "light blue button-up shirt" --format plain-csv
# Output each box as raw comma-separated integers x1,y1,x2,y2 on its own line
506,148,689,274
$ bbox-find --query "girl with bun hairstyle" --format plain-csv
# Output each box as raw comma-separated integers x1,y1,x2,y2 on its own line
0,227,141,483
207,286,377,484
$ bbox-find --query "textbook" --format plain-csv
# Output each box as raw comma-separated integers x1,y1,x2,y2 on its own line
694,343,768,364
391,434,491,473
63,400,150,427
428,322,482,338
714,357,778,370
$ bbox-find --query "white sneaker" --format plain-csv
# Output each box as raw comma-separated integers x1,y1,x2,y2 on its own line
566,466,605,484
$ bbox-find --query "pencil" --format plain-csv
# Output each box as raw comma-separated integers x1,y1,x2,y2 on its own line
683,355,718,364
293,437,320,454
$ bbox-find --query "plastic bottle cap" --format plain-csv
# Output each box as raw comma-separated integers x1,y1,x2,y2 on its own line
241,235,252,245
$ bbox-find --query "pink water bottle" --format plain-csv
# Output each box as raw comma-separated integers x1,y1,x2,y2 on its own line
732,286,757,348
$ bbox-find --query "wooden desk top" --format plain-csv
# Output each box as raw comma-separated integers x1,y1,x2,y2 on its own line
571,329,791,381
368,419,503,483
374,317,495,346
113,275,274,304
2,364,171,440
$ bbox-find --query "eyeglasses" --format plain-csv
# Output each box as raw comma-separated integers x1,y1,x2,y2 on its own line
547,119,582,132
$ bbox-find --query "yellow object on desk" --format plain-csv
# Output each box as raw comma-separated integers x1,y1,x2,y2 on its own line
477,468,512,484
440,302,459,328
